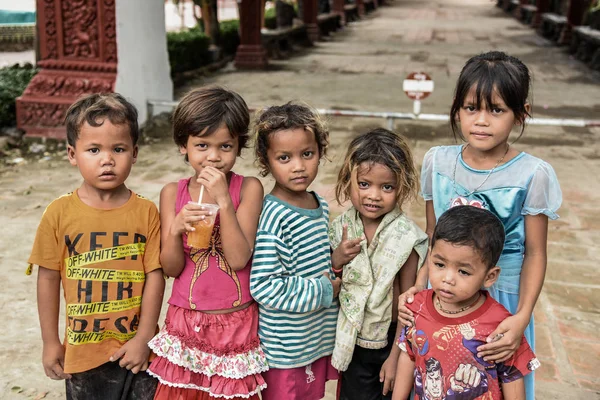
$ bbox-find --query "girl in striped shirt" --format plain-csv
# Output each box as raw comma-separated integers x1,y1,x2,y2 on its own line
250,103,342,400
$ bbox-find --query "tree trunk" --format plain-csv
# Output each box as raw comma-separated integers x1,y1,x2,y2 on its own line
193,0,220,47
208,0,221,47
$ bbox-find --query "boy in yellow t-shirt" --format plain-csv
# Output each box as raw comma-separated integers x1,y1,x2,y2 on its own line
28,93,165,399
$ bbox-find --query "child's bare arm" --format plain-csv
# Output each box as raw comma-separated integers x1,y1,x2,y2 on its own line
397,249,421,327
381,251,419,395
501,378,526,400
134,269,165,342
380,320,404,396
217,175,264,270
159,183,187,277
110,269,164,373
415,200,436,288
398,202,434,326
477,215,548,362
391,351,414,400
37,267,71,380
399,250,419,294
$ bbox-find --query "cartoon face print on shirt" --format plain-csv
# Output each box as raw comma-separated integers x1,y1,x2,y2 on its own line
424,358,444,400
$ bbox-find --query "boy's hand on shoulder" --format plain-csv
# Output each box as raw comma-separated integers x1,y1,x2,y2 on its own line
477,312,529,363
380,353,399,396
42,340,71,380
197,166,231,207
397,285,424,327
109,336,150,374
332,225,364,270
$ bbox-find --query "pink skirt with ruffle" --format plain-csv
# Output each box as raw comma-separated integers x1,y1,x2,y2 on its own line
147,303,268,399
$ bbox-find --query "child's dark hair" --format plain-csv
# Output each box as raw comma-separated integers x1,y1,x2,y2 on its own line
253,102,329,177
335,128,418,210
432,206,505,269
64,93,139,147
173,85,250,156
450,51,531,140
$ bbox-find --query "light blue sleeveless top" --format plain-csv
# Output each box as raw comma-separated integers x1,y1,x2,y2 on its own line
421,145,562,294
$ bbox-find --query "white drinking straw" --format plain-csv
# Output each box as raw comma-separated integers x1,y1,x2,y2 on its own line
198,185,204,205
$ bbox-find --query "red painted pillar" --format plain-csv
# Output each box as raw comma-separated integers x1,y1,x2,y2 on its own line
533,0,549,28
514,0,528,19
303,0,320,42
357,0,365,17
235,0,268,69
16,0,118,139
332,0,346,25
559,0,587,44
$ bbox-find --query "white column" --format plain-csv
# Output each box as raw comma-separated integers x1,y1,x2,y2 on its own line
115,0,173,124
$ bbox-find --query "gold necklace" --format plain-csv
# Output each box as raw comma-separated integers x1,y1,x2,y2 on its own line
452,144,510,197
435,292,481,315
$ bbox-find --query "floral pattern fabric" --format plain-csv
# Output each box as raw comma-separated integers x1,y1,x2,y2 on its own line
329,206,428,371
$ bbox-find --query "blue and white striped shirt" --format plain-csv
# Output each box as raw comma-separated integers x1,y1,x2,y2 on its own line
250,193,339,368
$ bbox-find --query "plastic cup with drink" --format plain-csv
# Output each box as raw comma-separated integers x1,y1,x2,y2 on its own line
187,185,219,249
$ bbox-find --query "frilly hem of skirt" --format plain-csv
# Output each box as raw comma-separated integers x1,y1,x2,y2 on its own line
147,367,267,399
148,337,269,379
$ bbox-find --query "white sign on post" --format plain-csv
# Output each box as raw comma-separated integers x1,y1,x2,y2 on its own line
403,72,434,115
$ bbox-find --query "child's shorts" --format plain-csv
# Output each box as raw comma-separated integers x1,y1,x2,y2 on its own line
147,302,267,399
65,361,157,400
339,322,397,400
261,355,339,400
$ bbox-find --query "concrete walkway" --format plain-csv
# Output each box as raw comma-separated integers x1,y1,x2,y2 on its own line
1,0,598,399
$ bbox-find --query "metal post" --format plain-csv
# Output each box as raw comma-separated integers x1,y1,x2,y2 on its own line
387,117,394,130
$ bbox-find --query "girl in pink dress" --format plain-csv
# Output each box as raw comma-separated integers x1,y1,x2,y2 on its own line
147,86,268,399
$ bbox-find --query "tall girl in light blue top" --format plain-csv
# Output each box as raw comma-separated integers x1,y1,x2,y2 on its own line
398,51,562,400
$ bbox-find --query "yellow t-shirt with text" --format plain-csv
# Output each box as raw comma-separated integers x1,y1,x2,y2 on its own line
28,190,161,374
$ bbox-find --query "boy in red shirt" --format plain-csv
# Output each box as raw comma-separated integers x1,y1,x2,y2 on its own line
392,206,539,400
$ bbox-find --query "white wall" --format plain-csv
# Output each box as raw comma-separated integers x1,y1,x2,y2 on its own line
115,0,173,124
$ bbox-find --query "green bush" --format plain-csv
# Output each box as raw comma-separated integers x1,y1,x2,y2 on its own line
167,19,243,74
264,7,277,30
167,29,211,74
220,19,240,56
0,63,37,127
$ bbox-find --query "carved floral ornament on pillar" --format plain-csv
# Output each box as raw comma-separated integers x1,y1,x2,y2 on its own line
17,0,118,138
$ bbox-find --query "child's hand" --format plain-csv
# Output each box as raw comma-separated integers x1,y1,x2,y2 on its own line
172,203,217,235
197,166,232,207
327,273,342,298
380,353,399,395
42,340,71,380
109,336,151,374
397,285,424,327
476,313,529,363
332,225,364,270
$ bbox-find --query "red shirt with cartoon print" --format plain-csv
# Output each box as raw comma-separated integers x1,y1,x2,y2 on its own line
397,290,539,400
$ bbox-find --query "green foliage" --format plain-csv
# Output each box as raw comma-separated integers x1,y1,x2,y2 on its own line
167,29,211,74
264,7,277,30
220,19,240,56
0,63,37,127
166,19,243,74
